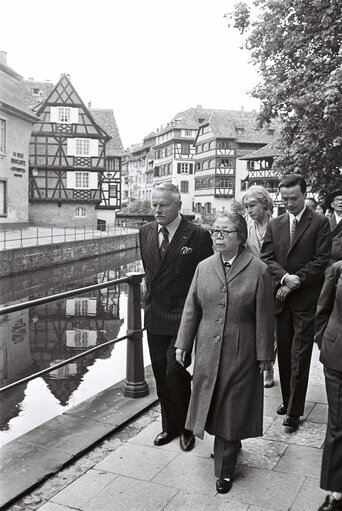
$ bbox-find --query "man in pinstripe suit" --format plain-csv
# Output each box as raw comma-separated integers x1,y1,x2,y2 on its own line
139,183,213,451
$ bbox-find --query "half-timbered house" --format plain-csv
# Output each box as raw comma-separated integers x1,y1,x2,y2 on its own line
193,110,278,216
153,107,212,214
28,74,111,228
90,108,124,226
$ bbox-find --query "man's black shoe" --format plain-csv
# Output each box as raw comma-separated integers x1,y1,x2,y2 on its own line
216,478,232,494
154,431,178,446
283,414,300,429
318,495,342,510
180,431,195,451
277,404,287,415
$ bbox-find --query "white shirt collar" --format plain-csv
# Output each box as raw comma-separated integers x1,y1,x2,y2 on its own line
289,205,306,223
334,211,342,224
221,254,238,266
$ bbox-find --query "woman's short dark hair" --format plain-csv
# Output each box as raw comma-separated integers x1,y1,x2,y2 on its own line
317,201,327,213
215,213,247,245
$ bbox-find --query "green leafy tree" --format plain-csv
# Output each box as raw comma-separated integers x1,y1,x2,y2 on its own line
228,0,342,196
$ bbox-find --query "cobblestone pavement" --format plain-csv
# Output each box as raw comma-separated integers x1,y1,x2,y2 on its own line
6,345,328,511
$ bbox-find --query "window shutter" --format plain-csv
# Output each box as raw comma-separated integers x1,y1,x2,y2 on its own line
66,299,75,316
177,163,181,174
89,139,99,156
66,330,75,347
88,299,97,316
67,139,76,155
70,108,79,124
50,107,58,123
88,172,98,189
189,164,193,174
66,171,76,188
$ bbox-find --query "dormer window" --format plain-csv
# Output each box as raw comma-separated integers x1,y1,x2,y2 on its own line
58,107,71,123
33,88,40,95
50,106,79,124
267,129,275,135
236,128,244,134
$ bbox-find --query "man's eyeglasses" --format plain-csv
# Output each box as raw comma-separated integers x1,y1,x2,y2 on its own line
209,228,237,238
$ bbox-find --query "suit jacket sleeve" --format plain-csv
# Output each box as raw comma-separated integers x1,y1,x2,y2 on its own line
315,264,338,346
261,221,287,286
255,265,276,361
175,265,202,353
296,216,331,286
196,228,214,264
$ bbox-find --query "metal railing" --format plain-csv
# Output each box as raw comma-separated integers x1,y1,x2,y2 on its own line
0,272,149,398
0,225,138,250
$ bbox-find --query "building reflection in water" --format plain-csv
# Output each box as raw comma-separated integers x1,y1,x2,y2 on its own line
0,249,146,445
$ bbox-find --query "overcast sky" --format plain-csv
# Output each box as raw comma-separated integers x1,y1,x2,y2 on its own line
1,0,260,148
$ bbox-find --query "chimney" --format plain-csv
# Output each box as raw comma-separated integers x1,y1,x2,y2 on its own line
196,104,202,110
0,51,7,65
241,106,244,112
88,101,92,108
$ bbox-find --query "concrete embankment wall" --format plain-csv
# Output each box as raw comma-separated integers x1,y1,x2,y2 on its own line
0,233,139,277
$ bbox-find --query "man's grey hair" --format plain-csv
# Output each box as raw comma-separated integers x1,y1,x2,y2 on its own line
153,183,181,201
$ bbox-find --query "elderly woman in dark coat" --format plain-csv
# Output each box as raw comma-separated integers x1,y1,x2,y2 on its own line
175,213,275,494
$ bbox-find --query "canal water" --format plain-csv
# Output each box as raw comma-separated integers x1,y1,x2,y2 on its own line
0,248,149,447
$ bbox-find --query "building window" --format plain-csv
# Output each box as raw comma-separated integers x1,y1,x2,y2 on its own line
76,139,90,155
58,107,71,123
217,139,234,149
0,180,7,216
180,181,189,193
181,143,191,155
75,172,89,188
109,185,117,198
267,129,275,135
184,130,192,136
204,202,212,214
107,157,120,171
216,177,232,188
0,119,6,155
177,163,193,174
75,207,86,217
218,158,233,168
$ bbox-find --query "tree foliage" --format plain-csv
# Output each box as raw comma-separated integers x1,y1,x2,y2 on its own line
120,199,152,215
229,0,342,195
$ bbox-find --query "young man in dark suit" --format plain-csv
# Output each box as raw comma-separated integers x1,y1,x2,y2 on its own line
261,174,331,429
139,183,213,450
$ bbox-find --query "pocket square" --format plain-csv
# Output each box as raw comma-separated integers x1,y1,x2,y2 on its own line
181,246,192,255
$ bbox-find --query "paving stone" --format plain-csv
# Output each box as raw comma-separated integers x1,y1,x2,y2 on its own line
152,454,216,495
36,503,72,511
128,420,181,452
306,383,328,405
274,444,322,478
290,476,327,511
80,475,178,511
164,490,249,510
224,465,305,510
94,442,178,480
239,438,288,470
264,417,326,447
51,469,117,508
307,403,329,424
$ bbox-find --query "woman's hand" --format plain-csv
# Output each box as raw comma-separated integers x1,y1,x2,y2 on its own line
176,348,188,367
258,360,273,373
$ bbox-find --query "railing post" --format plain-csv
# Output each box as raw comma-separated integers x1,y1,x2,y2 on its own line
123,272,149,398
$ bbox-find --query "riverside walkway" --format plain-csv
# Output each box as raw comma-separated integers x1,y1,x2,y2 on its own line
2,344,328,511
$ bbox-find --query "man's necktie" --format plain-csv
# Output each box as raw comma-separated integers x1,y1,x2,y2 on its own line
159,226,169,258
290,218,298,244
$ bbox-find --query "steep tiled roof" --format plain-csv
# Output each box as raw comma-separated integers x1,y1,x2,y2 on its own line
203,110,279,144
0,65,40,121
239,139,280,160
23,80,55,109
90,109,125,156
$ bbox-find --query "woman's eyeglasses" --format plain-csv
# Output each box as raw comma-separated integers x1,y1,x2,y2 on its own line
209,229,237,238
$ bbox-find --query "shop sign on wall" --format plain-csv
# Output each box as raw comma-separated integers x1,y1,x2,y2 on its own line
11,152,26,177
